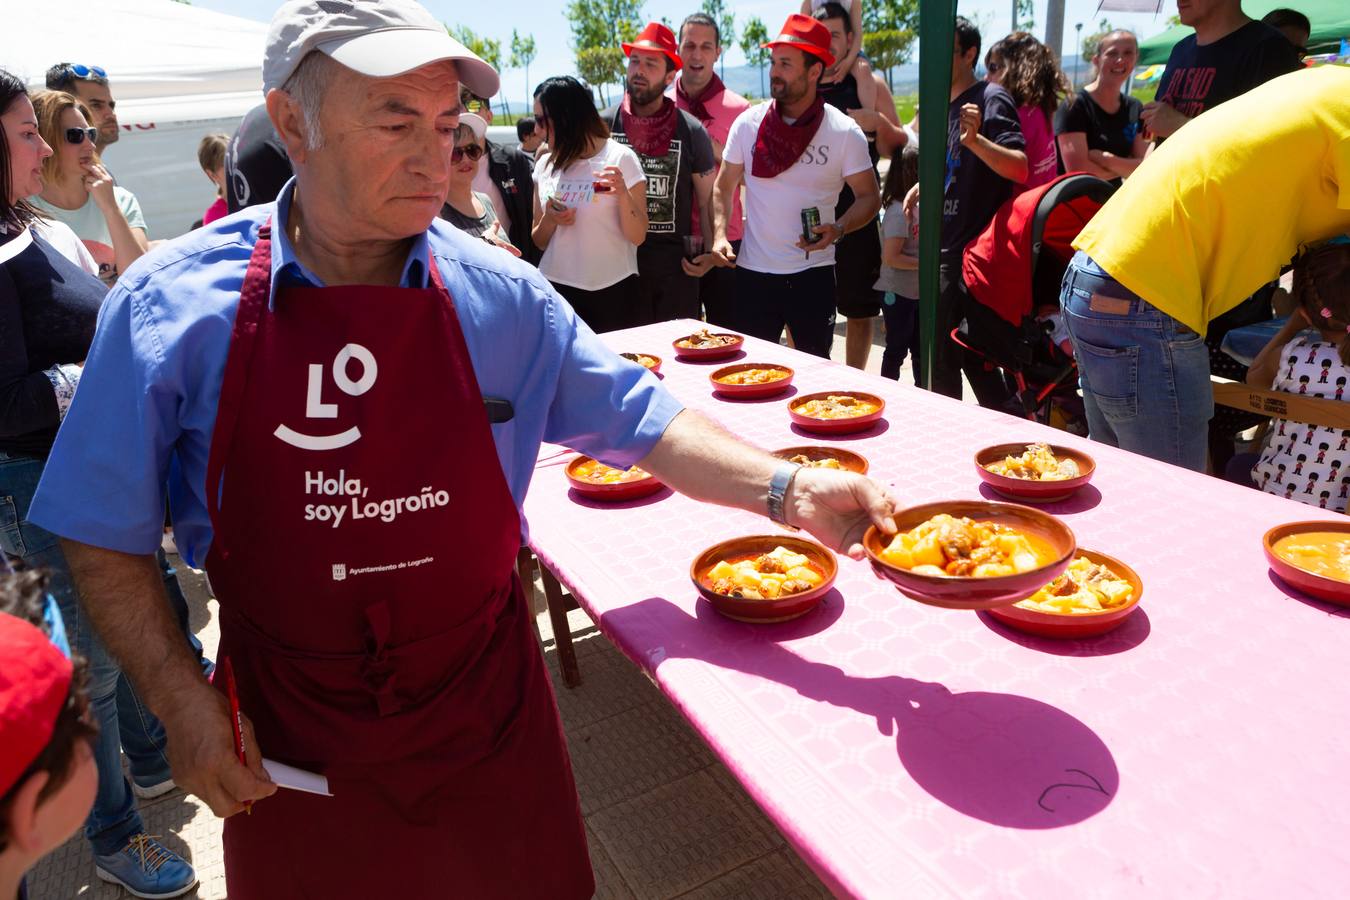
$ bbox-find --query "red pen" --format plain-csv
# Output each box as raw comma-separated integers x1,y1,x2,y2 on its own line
222,658,252,815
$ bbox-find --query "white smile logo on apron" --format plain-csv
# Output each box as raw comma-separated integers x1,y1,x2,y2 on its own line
275,343,378,450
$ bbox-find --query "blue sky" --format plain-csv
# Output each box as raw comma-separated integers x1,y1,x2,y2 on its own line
194,0,1179,100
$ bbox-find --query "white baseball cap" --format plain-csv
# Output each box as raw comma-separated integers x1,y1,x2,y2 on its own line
458,113,488,142
263,0,500,97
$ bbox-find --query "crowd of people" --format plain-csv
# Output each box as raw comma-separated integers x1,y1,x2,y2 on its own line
1,0,1348,896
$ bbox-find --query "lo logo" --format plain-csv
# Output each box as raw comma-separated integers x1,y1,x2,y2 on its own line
275,344,378,450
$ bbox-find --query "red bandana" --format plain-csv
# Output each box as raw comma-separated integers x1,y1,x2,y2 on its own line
620,94,679,158
676,73,725,125
751,95,826,179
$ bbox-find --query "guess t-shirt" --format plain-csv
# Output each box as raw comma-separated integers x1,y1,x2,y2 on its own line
723,101,872,274
1154,21,1299,124
605,106,715,248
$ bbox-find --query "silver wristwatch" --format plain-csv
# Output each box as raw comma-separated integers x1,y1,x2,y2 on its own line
768,462,801,528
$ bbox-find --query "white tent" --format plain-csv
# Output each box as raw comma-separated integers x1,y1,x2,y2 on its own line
4,0,268,237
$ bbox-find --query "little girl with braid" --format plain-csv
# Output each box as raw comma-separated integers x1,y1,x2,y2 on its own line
1247,241,1350,510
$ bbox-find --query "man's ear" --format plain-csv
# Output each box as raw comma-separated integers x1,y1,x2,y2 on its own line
663,67,678,90
3,770,51,854
266,88,309,165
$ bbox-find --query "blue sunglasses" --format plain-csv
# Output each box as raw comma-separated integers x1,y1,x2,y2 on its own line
62,63,107,80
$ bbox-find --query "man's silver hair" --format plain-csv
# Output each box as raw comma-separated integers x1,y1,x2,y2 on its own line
281,51,337,151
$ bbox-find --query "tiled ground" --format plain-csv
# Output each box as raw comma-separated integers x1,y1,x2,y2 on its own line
27,325,897,900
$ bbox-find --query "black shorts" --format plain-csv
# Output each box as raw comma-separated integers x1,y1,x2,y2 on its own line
832,219,882,319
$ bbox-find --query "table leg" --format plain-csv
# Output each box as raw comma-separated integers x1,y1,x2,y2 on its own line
539,562,582,688
516,548,541,641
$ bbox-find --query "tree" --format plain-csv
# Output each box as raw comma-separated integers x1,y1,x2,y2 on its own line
1080,18,1116,68
862,29,916,92
738,16,769,98
452,26,505,116
1014,0,1035,34
576,47,627,106
862,0,919,89
700,0,736,79
566,0,646,104
510,30,537,117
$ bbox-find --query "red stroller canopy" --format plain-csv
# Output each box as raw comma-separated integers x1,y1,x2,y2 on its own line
962,174,1116,327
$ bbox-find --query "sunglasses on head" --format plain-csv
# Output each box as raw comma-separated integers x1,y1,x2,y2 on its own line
452,144,485,162
61,63,107,80
65,127,98,145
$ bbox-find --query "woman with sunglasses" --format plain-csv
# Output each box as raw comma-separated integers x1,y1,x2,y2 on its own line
440,113,516,253
28,91,147,286
1,69,201,899
983,32,1069,192
531,76,648,333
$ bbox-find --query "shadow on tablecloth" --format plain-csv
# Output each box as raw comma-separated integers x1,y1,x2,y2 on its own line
602,597,1119,830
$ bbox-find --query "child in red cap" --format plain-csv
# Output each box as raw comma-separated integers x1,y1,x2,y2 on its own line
0,571,98,900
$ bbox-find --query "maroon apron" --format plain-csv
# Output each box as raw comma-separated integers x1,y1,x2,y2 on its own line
203,223,593,898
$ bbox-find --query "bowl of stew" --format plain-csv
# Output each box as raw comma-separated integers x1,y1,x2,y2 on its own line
1263,520,1350,607
566,456,664,501
691,535,837,623
709,363,794,398
787,391,886,435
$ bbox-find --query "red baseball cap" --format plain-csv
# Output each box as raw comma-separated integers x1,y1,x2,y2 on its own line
0,612,73,797
763,14,836,69
622,21,682,71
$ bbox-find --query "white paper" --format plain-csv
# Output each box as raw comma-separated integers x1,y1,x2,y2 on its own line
261,758,333,797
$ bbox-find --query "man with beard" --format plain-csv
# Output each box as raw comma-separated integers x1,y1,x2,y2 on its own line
711,14,878,359
604,22,716,323
45,64,119,154
670,12,750,327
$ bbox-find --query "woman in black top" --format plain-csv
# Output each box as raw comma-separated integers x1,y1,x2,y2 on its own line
1054,30,1147,183
1,69,206,895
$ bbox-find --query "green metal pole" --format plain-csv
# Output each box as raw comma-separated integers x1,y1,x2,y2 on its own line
916,0,956,390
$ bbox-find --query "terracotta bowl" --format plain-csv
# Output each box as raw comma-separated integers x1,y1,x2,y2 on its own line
974,443,1097,503
787,391,886,435
863,500,1076,610
619,352,662,375
671,332,744,361
985,548,1143,639
1263,520,1350,608
565,455,664,502
709,363,795,399
691,535,838,624
771,446,869,474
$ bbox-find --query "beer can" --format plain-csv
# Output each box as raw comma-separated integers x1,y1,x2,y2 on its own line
800,207,821,244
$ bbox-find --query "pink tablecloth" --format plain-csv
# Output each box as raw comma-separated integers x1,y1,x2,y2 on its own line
524,319,1350,899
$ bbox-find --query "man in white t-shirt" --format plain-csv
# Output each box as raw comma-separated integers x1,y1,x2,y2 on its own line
711,14,879,358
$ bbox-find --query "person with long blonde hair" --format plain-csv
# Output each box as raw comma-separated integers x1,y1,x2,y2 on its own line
27,90,147,284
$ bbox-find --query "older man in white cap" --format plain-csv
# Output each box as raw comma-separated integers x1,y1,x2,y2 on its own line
27,1,900,895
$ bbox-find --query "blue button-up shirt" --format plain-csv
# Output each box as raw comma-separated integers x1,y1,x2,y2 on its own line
30,181,683,566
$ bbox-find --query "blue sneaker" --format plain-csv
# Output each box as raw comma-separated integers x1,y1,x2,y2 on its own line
94,833,198,899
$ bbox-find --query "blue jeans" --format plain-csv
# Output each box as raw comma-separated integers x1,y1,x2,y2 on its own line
1060,252,1213,471
0,452,188,855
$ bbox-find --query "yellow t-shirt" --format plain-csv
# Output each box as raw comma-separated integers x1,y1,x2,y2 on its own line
1074,65,1350,334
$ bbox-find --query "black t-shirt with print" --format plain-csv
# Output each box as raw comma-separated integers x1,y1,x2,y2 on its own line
942,81,1025,255
1155,21,1300,123
226,103,293,213
604,105,715,249
1054,89,1143,159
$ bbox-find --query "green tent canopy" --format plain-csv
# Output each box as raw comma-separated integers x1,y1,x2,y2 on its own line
1138,0,1350,65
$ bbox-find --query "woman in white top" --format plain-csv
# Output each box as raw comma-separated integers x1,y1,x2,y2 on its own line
531,76,647,333
28,90,147,285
